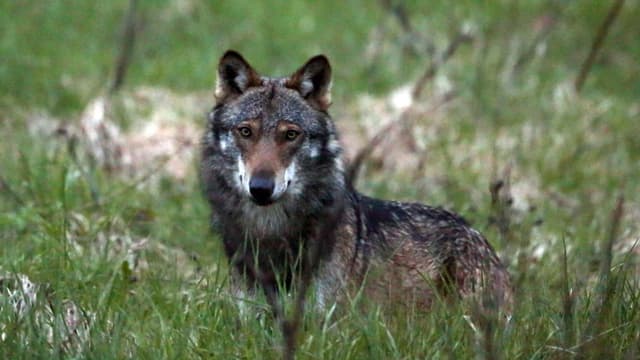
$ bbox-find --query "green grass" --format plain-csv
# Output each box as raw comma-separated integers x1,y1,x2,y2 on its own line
1,1,640,358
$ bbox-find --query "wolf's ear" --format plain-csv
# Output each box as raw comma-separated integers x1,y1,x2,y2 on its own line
215,50,261,103
286,55,332,111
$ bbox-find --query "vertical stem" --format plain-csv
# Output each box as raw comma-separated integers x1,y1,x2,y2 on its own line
110,0,138,94
574,0,625,93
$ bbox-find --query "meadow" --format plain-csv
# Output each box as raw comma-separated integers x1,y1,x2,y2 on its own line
1,1,639,358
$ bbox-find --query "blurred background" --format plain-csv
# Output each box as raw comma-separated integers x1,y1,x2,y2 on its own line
2,1,638,112
1,1,639,358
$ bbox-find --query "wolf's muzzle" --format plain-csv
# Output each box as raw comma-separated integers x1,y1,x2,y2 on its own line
249,174,275,206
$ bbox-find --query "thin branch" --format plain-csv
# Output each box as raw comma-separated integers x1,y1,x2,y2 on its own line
561,235,575,350
346,30,472,184
378,0,432,56
0,172,25,206
110,0,139,94
379,0,413,34
346,91,456,184
513,14,559,72
578,193,625,358
599,193,625,284
412,32,473,100
488,164,514,242
574,0,625,93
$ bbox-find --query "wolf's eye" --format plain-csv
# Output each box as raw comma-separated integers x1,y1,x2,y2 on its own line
285,130,300,141
237,126,252,138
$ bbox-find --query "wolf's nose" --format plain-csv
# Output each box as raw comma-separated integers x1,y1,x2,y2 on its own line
249,176,275,205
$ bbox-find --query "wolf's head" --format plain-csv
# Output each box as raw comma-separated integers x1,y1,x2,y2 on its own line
202,51,343,211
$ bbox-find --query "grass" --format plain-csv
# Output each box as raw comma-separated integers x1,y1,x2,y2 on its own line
1,0,639,358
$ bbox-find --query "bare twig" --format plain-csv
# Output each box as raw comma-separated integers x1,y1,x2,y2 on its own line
600,193,625,284
513,14,559,72
412,32,473,100
346,91,456,184
578,193,625,358
574,0,625,93
488,164,514,242
110,0,139,94
469,294,501,360
0,172,25,206
378,0,433,56
561,236,575,350
346,29,472,184
379,0,413,35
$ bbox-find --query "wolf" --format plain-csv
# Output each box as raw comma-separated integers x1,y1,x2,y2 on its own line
200,50,512,312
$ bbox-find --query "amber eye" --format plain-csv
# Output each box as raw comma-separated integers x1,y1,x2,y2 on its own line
285,129,300,141
237,126,252,138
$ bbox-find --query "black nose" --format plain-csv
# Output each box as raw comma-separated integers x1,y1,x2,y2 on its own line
249,175,275,206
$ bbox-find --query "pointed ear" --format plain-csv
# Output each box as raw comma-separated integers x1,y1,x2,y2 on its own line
286,55,332,111
215,50,262,103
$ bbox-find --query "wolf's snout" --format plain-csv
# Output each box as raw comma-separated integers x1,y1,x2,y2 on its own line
249,175,275,206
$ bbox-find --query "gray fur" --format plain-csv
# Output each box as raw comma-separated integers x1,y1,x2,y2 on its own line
201,50,512,312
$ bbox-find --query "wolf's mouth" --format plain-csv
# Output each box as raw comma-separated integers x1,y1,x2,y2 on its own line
250,197,275,206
